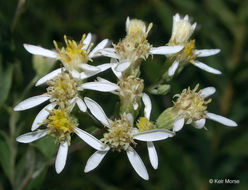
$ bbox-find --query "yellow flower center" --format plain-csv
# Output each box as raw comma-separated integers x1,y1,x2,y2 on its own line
53,34,92,72
46,108,77,144
47,71,78,108
101,115,136,151
173,84,211,123
137,117,154,132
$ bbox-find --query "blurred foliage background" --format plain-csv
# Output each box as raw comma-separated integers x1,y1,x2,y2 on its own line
0,0,248,189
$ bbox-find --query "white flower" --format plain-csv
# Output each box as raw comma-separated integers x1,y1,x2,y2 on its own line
172,86,238,132
23,33,112,81
167,14,221,77
16,108,105,174
98,17,183,74
83,97,174,180
14,71,119,131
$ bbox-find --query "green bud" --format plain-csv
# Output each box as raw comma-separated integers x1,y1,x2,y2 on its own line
32,55,55,76
156,107,176,130
149,84,170,95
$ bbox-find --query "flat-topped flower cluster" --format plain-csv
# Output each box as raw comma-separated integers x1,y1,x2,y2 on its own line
14,14,237,180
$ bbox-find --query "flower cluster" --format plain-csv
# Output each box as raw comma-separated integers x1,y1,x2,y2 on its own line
15,14,237,180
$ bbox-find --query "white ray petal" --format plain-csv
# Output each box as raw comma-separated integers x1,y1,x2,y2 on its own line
84,97,110,127
126,147,149,180
134,129,174,141
192,118,206,129
195,49,220,57
126,17,130,30
168,60,179,76
193,61,222,75
206,112,237,127
111,62,122,79
31,103,56,131
80,64,101,72
89,39,109,58
14,94,50,111
82,33,92,50
173,117,185,132
35,68,63,86
55,142,68,174
142,93,152,119
150,46,183,55
200,87,216,98
80,82,119,92
115,60,131,72
76,98,87,112
16,129,48,143
23,44,57,58
98,48,118,59
84,150,109,173
147,142,158,169
75,127,108,151
80,63,112,80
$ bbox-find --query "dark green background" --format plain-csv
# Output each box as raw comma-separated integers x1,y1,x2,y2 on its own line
0,0,247,189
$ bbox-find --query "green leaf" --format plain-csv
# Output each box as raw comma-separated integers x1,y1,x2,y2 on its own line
0,138,11,179
0,61,13,108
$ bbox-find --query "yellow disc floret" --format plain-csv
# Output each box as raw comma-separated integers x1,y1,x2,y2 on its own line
173,84,211,124
45,108,77,145
101,115,136,151
53,34,93,72
47,71,78,108
137,117,154,132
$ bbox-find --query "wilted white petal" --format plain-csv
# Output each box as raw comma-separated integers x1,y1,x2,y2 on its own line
206,112,237,127
80,64,101,72
80,82,119,92
31,103,56,131
55,142,68,174
82,33,92,50
75,127,108,150
84,97,110,127
192,118,206,129
142,93,152,119
168,60,179,76
150,46,183,55
23,44,57,58
173,118,185,132
200,87,216,98
115,60,131,72
134,129,174,141
195,49,220,57
16,129,48,143
126,147,149,180
84,150,109,173
124,113,134,125
89,39,109,58
147,142,158,169
36,68,63,86
14,94,50,111
76,98,87,112
194,61,222,75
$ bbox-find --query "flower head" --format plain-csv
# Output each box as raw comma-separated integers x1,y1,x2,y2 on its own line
53,34,93,72
169,14,196,45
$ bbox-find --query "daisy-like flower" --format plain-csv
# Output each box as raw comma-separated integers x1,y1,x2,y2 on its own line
167,14,221,76
16,107,106,173
83,97,174,180
14,71,119,131
158,84,237,132
23,33,112,80
99,17,183,75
